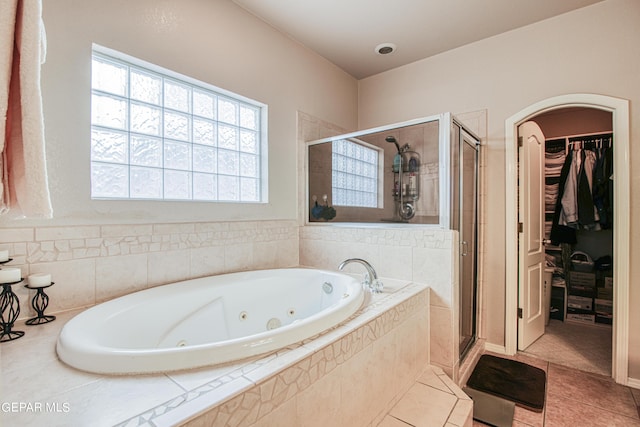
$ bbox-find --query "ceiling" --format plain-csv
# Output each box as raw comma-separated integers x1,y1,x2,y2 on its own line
231,0,604,79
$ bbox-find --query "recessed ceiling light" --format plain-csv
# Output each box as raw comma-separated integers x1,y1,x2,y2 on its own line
375,43,396,55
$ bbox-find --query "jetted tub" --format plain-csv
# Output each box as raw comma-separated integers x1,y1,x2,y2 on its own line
56,268,365,374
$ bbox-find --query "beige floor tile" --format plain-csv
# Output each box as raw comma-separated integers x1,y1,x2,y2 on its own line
545,393,640,427
377,415,412,427
521,319,611,377
389,383,457,427
547,363,637,419
447,398,473,426
469,351,640,427
416,367,453,394
512,404,544,427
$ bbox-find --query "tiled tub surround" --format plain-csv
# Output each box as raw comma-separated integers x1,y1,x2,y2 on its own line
300,225,459,378
0,219,299,321
1,280,454,427
297,111,464,380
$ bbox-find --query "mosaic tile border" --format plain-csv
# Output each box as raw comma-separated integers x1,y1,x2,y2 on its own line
0,220,299,265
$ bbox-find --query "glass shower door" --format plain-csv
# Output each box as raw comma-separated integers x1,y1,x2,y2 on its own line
459,132,478,358
452,121,479,360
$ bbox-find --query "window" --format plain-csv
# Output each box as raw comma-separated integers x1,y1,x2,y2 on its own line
90,46,267,202
332,138,380,208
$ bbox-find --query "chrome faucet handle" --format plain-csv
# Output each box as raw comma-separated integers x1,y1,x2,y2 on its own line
365,274,383,293
371,278,384,293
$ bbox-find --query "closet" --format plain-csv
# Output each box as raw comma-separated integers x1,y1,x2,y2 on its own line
544,132,613,327
518,107,624,376
529,107,615,375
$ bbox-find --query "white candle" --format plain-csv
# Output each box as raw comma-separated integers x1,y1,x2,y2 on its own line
0,250,8,262
28,273,52,287
0,268,21,283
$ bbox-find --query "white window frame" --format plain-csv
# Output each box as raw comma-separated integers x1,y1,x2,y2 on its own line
90,44,268,203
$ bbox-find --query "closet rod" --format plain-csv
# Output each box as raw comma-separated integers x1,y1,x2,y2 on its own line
567,132,613,143
568,135,613,150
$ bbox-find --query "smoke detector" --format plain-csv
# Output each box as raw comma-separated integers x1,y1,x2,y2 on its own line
375,43,396,55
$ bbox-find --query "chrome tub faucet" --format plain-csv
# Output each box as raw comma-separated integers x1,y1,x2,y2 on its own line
338,258,384,293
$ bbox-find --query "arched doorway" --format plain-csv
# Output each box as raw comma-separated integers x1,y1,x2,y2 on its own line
504,94,630,384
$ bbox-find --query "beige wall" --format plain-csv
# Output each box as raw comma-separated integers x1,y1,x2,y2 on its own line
358,0,640,377
0,0,357,228
0,1,358,335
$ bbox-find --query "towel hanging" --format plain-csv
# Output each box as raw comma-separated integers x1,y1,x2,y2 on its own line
0,0,52,218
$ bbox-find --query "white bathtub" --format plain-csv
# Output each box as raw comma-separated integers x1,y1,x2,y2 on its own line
56,268,365,374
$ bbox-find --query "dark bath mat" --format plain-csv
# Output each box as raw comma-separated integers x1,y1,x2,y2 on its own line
466,354,546,412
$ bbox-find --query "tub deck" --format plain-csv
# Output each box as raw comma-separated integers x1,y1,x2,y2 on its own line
2,279,472,427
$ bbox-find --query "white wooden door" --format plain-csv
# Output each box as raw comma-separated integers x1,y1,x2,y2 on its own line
518,121,546,350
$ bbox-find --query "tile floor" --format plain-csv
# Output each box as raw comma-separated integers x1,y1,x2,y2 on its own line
471,351,640,427
375,319,625,427
472,320,638,426
521,319,612,377
377,366,473,427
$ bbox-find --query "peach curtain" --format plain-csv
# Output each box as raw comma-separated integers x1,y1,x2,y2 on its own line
0,0,52,218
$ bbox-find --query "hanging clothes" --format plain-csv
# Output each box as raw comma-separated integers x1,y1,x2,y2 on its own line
559,148,580,226
555,135,613,235
577,149,598,228
550,150,577,245
592,142,613,229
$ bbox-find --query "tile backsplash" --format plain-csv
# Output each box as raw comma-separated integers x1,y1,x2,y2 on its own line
0,220,299,320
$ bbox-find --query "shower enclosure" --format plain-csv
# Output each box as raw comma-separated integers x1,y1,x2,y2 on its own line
451,124,480,359
306,112,481,362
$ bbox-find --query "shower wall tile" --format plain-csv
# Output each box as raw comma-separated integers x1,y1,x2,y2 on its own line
35,225,101,241
190,245,226,278
0,219,299,320
299,224,456,374
0,228,34,249
95,253,149,302
153,222,196,235
148,249,191,286
224,243,254,272
412,246,454,307
253,238,299,270
28,258,96,314
378,244,413,281
101,224,153,237
430,305,454,375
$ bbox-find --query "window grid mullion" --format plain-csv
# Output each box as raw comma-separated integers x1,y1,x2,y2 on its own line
126,64,132,198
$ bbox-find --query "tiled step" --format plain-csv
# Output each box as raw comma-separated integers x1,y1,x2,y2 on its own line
377,366,473,427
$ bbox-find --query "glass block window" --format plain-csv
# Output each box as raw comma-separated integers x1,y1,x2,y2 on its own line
90,47,266,202
332,139,380,208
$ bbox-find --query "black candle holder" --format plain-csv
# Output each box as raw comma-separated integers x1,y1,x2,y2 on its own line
0,278,24,342
24,282,56,325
